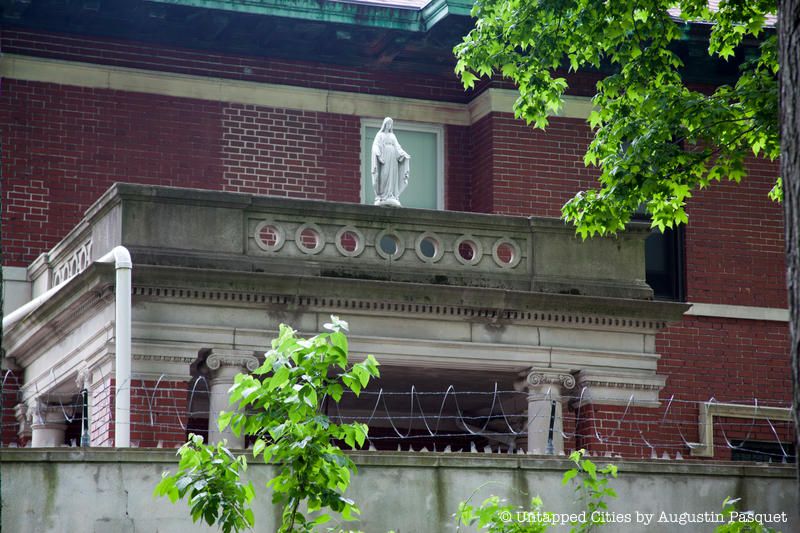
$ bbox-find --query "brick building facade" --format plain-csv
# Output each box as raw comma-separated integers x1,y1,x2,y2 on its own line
1,0,791,461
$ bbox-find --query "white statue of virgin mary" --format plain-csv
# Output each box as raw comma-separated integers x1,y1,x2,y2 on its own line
371,117,411,207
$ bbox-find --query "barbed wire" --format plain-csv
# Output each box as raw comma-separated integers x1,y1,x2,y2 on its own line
2,374,794,462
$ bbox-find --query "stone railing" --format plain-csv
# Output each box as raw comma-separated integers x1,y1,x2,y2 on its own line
30,183,653,300
28,223,94,297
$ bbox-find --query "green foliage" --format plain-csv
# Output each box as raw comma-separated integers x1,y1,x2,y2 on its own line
153,435,255,533
455,0,779,237
769,177,784,202
562,450,618,532
455,494,550,533
455,450,618,533
156,317,380,533
714,498,782,533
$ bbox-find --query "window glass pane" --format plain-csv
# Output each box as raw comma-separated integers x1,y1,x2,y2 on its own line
363,126,438,209
645,227,685,301
731,440,795,463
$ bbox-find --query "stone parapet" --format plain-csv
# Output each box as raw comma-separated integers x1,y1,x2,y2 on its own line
31,183,655,300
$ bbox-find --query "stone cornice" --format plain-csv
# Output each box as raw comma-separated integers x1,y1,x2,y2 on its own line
571,370,667,408
131,266,687,331
575,370,666,391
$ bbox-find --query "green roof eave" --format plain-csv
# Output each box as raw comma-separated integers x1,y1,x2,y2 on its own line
145,0,473,31
421,0,473,30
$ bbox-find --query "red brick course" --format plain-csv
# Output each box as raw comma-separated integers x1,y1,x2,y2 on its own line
1,79,226,267
129,379,189,448
686,169,786,308
1,29,472,103
445,124,471,211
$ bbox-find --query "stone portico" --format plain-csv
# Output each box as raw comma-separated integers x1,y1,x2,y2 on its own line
2,183,686,452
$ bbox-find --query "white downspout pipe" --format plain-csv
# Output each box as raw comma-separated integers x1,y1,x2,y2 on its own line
97,246,132,448
2,278,72,330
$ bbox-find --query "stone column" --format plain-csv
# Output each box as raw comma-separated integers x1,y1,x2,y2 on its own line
524,369,576,455
28,398,68,448
203,349,259,447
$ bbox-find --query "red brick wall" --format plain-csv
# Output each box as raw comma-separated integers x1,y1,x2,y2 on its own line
88,378,190,447
578,317,794,460
658,317,790,403
573,404,670,459
221,104,362,202
130,379,189,448
469,115,494,213
222,105,327,198
488,113,599,217
572,401,794,461
445,125,471,211
1,29,472,103
466,112,600,216
566,317,791,460
1,79,226,267
323,115,362,203
686,166,786,308
474,111,786,309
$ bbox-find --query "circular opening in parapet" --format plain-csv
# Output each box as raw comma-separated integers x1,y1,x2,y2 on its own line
254,220,286,252
259,225,279,247
300,228,319,249
375,229,404,260
458,241,474,261
340,231,358,252
295,223,325,255
380,235,398,255
420,238,437,258
496,244,513,263
454,235,482,266
414,232,444,263
335,226,365,257
492,238,521,268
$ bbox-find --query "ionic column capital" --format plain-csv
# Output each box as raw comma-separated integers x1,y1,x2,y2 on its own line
205,349,260,373
197,349,260,385
26,397,69,426
526,369,576,391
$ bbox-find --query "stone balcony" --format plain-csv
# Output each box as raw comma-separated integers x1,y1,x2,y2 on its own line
29,183,654,301
7,184,688,447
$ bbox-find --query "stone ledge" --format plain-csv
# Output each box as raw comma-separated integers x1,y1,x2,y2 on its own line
0,448,792,478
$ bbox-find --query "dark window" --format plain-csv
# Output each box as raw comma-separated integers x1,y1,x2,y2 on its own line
731,440,796,463
645,227,685,301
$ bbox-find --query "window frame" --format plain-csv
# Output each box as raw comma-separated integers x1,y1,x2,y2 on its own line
360,118,445,210
644,224,687,302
